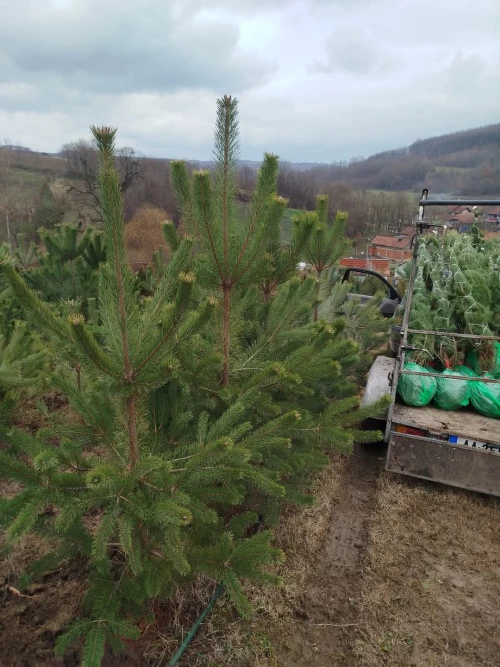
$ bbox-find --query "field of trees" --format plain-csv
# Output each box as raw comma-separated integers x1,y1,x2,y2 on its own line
0,97,392,666
2,129,446,248
1,101,499,667
3,122,499,251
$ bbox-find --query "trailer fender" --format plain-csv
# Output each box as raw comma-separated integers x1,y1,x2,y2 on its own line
361,355,395,419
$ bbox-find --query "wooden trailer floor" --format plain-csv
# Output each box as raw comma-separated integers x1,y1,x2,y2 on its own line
392,404,499,443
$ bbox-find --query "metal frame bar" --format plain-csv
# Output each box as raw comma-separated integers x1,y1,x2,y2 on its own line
384,203,422,442
406,329,500,341
419,199,500,207
399,370,500,384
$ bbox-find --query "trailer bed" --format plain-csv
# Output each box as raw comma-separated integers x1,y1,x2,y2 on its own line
392,404,499,444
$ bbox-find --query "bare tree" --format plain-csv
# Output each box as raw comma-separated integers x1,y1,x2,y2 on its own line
60,139,142,222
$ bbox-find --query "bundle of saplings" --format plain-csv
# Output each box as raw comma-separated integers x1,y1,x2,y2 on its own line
397,231,500,416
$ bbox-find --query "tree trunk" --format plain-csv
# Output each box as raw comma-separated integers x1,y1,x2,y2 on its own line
314,269,323,322
222,284,231,386
127,393,139,468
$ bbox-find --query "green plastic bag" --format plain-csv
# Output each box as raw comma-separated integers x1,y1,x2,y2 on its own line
434,367,470,411
493,342,500,380
398,363,437,407
469,372,500,419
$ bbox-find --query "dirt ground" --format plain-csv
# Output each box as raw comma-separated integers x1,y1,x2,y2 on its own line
1,439,499,666
178,444,500,667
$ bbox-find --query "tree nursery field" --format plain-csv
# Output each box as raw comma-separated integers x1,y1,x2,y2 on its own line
0,97,499,667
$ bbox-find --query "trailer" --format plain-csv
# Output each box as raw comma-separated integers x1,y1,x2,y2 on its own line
361,190,500,497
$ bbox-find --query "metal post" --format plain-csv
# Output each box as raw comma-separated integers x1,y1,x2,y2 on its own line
419,198,500,207
384,192,425,443
384,236,419,441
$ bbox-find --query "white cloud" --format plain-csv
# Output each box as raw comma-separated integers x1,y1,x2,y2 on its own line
0,0,499,161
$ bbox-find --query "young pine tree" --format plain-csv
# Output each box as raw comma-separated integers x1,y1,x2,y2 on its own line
303,195,350,320
168,96,387,516
0,126,285,666
26,223,101,307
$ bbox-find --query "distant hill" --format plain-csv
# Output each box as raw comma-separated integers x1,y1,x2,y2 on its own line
190,159,325,172
305,123,500,195
3,122,499,196
0,144,31,152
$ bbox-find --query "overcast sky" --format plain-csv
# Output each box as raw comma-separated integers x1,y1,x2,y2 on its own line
1,0,499,162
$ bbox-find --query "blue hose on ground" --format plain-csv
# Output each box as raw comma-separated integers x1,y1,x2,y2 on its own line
167,583,225,667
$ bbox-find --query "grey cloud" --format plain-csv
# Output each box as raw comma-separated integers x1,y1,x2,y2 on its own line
442,52,487,94
310,31,392,75
182,0,365,11
0,0,275,96
2,0,500,163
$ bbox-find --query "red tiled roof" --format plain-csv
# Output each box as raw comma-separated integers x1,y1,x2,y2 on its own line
371,234,412,249
449,205,473,215
484,231,500,240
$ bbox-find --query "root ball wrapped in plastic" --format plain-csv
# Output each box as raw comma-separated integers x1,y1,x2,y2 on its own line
397,363,437,407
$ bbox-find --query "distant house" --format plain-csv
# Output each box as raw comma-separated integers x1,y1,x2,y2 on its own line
369,232,413,261
339,258,391,277
438,204,500,230
436,211,477,232
484,206,500,225
484,230,500,241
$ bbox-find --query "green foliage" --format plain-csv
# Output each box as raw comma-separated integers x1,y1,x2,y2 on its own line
407,232,500,368
302,195,350,320
0,98,386,666
0,320,47,426
31,180,67,230
319,277,389,381
14,234,38,268
25,224,103,309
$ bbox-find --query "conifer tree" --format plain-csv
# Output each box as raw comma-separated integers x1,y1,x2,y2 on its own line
171,95,293,385
303,195,350,320
0,126,287,666
26,224,102,307
0,101,387,667
168,97,387,512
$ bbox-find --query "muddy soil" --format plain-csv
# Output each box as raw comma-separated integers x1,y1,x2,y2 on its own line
273,442,385,667
0,491,144,667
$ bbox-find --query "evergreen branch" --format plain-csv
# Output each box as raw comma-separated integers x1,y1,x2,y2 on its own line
193,170,224,280
91,127,132,380
92,126,138,468
233,195,288,284
82,624,106,667
68,314,118,377
233,153,279,276
0,255,74,345
133,281,192,376
170,161,202,240
161,220,180,252
217,96,234,272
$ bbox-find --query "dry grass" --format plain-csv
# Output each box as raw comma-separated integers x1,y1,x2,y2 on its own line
354,474,500,667
124,205,172,267
144,462,500,667
143,452,349,666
